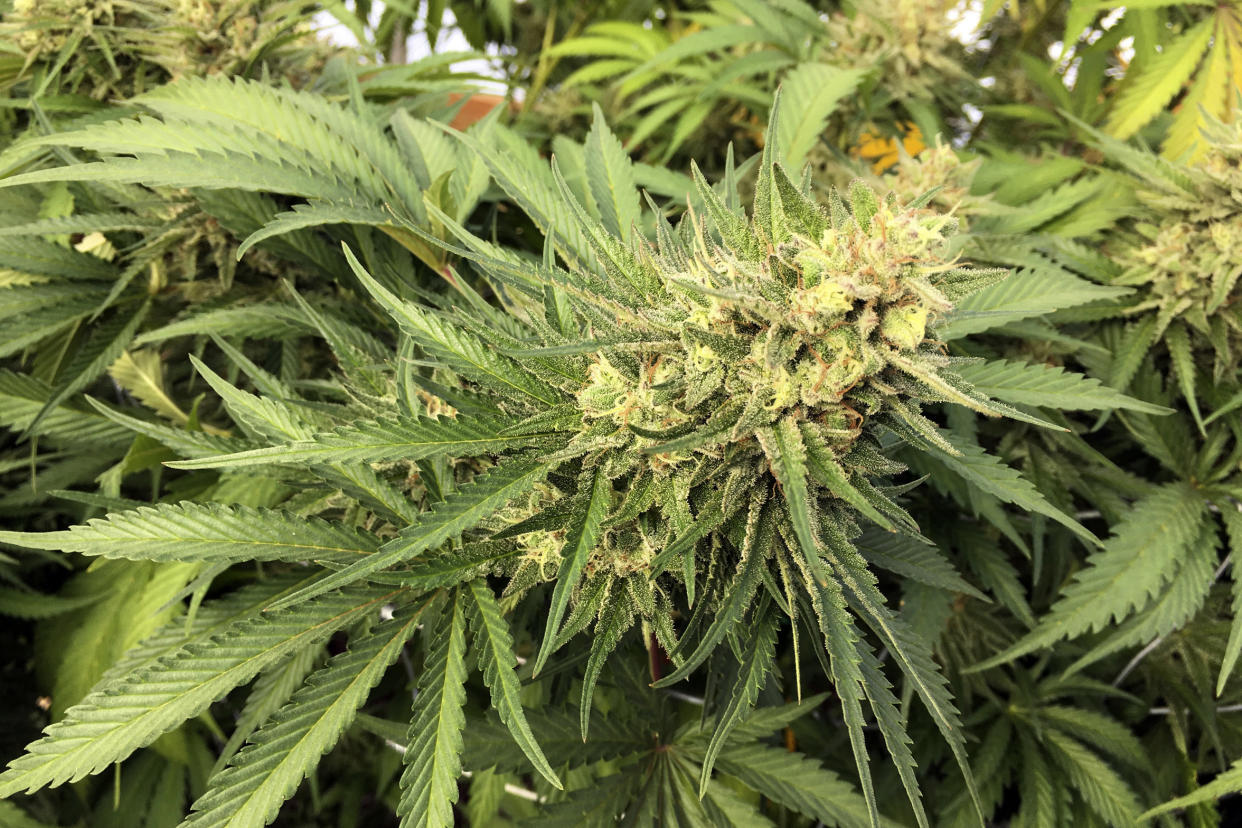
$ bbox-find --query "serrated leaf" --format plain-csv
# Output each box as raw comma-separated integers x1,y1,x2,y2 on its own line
854,530,984,599
1106,16,1214,139
973,481,1206,670
344,245,564,406
699,606,778,796
27,300,150,436
1165,323,1205,435
655,497,770,688
464,580,562,790
825,541,980,825
585,104,639,241
715,743,878,828
1067,517,1217,675
0,502,378,564
1217,506,1242,696
776,64,864,167
214,645,319,772
1043,729,1143,826
580,582,636,740
760,418,821,572
189,355,310,442
534,467,611,674
952,359,1170,414
0,586,398,796
267,457,551,611
938,267,1127,340
898,423,1096,546
800,423,894,530
1141,759,1242,820
181,600,428,827
807,571,878,826
169,413,545,469
399,590,469,828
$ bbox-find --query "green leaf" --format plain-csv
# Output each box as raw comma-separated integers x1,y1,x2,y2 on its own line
580,581,636,740
525,773,641,826
759,418,821,572
0,370,131,447
393,541,525,592
399,590,469,828
464,580,562,790
655,497,770,688
715,743,878,828
27,300,150,437
1217,506,1242,696
899,424,1096,546
1164,323,1205,435
854,530,985,600
1105,16,1214,139
699,606,778,796
800,423,894,530
938,268,1127,340
0,587,101,620
1043,729,1143,826
534,467,611,675
1109,315,1159,392
188,354,310,442
0,586,398,796
807,570,878,826
0,502,379,564
648,472,745,577
439,125,596,268
691,161,763,261
825,542,981,826
1141,759,1242,820
22,561,196,721
585,104,640,242
169,413,544,469
0,802,55,828
343,245,564,406
1066,518,1217,675
181,600,428,827
237,204,398,258
214,645,319,771
973,481,1207,670
951,359,1170,414
776,64,865,167
267,457,551,611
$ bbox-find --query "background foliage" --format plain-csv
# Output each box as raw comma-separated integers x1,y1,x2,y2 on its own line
2,0,1242,826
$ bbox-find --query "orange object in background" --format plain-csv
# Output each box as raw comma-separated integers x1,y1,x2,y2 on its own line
853,122,926,172
447,92,518,129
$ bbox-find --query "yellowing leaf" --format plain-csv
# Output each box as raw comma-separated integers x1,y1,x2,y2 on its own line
108,349,188,425
73,231,115,260
1106,15,1214,140
1163,29,1232,160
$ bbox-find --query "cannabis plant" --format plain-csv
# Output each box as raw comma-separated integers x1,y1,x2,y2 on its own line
1,0,332,102
0,73,1172,823
9,3,1242,825
1094,115,1242,401
541,0,973,165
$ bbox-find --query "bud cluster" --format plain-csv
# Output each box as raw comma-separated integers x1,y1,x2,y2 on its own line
500,175,983,596
1114,117,1242,375
576,185,957,469
3,0,330,101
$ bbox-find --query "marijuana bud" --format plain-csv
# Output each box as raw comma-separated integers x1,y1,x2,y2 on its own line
1112,115,1242,378
509,154,1009,619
